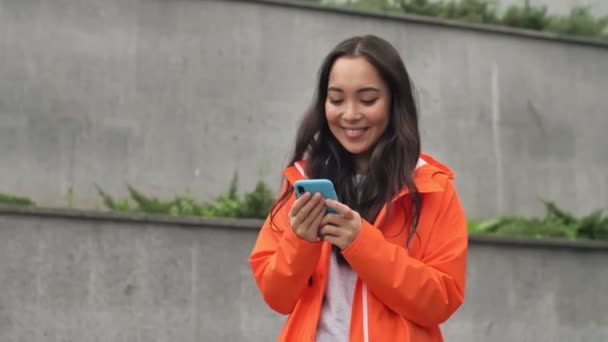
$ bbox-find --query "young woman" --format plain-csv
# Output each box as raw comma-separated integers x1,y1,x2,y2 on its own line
249,35,468,341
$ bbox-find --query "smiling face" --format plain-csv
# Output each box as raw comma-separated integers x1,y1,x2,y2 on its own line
325,56,391,173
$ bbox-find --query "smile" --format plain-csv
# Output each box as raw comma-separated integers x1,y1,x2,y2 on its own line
343,128,368,138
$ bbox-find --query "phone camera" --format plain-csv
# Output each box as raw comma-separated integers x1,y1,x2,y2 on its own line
297,186,305,194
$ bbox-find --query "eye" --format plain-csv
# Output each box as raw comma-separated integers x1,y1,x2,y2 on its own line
361,98,378,106
329,98,344,105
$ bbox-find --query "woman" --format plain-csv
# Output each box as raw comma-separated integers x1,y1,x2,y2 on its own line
249,35,468,341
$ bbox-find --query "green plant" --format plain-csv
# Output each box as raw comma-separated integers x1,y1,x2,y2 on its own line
468,200,608,240
325,0,394,12
547,6,608,38
95,185,132,212
327,0,608,40
199,174,275,219
127,185,177,214
206,192,242,218
439,0,499,24
172,190,208,216
578,210,608,240
0,192,35,207
502,0,550,30
399,0,443,17
95,174,276,219
239,180,275,219
494,217,576,239
65,186,75,208
227,172,239,201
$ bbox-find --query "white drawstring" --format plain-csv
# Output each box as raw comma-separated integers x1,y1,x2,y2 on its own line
294,161,308,178
362,283,369,342
416,157,427,169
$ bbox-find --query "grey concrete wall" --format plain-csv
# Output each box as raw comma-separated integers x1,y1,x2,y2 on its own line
0,208,607,341
1,0,607,218
0,209,284,342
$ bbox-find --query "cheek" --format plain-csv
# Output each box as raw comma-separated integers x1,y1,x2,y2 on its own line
325,103,339,124
368,103,390,128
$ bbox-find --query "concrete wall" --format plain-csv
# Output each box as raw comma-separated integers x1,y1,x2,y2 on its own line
1,0,607,218
0,208,607,341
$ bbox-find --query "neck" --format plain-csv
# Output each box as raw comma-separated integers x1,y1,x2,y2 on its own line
354,153,370,174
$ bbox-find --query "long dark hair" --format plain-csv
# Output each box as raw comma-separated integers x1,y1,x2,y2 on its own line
270,35,422,262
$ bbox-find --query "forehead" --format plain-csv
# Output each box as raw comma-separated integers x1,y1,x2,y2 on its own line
328,56,385,88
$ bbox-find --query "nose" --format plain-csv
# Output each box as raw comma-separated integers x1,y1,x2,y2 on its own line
342,102,361,121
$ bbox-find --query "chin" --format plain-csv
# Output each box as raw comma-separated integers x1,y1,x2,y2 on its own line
342,144,369,155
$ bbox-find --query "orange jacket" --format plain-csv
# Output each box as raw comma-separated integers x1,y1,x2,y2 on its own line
249,154,468,341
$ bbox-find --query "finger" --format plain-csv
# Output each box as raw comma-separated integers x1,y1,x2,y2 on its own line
290,192,312,217
310,205,326,233
301,200,325,230
322,234,343,247
306,204,326,237
325,199,354,219
297,193,323,220
319,224,342,237
292,192,320,220
321,213,346,227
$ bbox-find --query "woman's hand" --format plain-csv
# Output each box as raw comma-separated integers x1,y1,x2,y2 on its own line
319,199,362,250
289,192,326,242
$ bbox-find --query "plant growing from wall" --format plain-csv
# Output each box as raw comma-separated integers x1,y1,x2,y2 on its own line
547,6,608,38
0,192,35,206
501,0,550,30
437,0,500,24
95,185,133,212
2,185,606,241
65,186,75,208
94,173,276,219
469,200,608,240
324,0,608,40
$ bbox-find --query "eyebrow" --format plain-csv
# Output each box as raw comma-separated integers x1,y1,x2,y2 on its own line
327,86,381,93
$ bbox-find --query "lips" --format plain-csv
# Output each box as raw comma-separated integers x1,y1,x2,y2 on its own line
343,127,368,138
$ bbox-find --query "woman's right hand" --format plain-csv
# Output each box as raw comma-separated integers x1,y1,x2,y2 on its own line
289,192,326,242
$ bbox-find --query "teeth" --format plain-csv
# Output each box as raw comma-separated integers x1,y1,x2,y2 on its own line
345,129,365,137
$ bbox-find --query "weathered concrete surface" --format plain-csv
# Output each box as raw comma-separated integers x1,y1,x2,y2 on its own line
0,210,283,342
0,0,607,219
0,208,607,341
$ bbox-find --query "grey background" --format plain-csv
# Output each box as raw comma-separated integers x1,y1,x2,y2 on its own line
0,0,607,219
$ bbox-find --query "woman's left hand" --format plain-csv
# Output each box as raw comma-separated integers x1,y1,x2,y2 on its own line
319,199,362,250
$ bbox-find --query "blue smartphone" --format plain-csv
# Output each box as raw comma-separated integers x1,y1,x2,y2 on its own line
294,179,339,214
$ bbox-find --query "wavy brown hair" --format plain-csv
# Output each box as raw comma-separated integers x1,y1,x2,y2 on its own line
270,35,422,261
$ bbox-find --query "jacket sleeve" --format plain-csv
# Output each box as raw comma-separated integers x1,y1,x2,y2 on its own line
249,185,323,315
342,180,468,327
